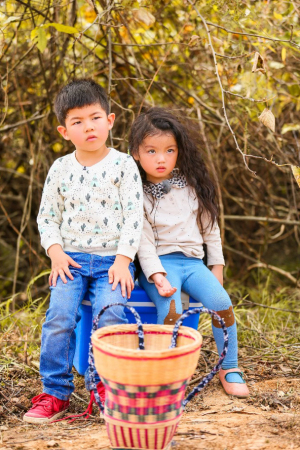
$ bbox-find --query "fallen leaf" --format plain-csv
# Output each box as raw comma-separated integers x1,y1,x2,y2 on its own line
201,410,218,415
279,364,292,373
261,404,270,411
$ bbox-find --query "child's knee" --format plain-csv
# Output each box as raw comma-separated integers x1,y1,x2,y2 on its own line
212,305,235,328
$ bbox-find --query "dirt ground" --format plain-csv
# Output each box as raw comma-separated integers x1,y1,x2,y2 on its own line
1,372,299,450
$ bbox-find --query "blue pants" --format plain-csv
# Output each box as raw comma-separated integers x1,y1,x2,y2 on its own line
139,252,238,369
40,252,135,401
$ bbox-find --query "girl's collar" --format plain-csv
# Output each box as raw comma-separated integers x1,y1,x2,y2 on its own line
143,169,187,199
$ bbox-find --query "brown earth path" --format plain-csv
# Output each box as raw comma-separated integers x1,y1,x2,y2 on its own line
1,377,299,450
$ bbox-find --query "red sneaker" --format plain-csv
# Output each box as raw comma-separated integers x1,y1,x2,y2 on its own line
50,381,106,424
23,393,69,424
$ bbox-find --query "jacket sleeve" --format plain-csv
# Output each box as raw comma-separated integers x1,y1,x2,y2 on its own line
117,156,144,261
37,161,65,254
202,214,225,266
137,211,167,282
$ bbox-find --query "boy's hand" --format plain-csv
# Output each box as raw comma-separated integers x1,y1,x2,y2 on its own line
48,244,82,287
108,255,134,298
210,265,224,286
150,273,177,298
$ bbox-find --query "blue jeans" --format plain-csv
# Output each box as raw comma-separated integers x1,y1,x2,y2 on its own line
139,252,238,369
40,252,135,401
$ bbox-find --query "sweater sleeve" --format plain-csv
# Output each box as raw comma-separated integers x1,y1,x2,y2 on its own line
117,156,144,260
138,211,167,282
37,161,64,254
202,214,225,266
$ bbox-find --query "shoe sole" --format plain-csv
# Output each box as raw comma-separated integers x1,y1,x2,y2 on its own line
23,410,67,424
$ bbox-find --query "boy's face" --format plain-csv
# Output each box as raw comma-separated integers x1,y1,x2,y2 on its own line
57,103,115,153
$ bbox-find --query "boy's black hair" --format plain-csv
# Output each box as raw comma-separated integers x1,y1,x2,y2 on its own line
54,79,109,126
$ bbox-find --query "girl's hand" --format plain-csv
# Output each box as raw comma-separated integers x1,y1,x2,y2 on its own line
150,273,177,297
211,265,224,286
48,244,82,287
108,255,134,298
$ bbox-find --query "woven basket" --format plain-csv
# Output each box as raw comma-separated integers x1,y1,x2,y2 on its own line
90,304,228,450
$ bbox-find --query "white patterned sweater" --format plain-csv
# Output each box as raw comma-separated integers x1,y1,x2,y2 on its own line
37,149,143,261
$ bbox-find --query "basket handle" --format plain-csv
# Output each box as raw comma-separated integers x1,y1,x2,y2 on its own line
88,302,145,412
170,307,229,408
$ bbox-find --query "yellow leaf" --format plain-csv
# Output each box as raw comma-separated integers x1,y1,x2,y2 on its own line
52,142,63,153
47,23,77,34
265,44,276,53
188,96,195,105
274,11,283,20
282,48,286,63
119,26,130,43
291,166,300,188
184,24,194,33
31,27,38,40
281,123,300,134
217,63,223,76
84,7,97,23
17,166,25,174
6,3,16,13
36,28,47,53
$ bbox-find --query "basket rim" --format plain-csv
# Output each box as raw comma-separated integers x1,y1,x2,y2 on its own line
92,323,202,358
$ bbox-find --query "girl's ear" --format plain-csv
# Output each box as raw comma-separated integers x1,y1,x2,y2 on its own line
132,153,139,161
57,126,70,140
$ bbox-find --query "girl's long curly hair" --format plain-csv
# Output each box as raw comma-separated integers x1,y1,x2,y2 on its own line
128,107,218,233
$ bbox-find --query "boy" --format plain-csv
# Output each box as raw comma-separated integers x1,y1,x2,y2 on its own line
23,79,143,423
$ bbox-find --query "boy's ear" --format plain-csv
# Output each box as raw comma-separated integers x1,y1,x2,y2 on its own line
107,113,115,130
57,125,71,141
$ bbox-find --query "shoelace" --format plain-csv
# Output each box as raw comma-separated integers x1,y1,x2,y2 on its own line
51,390,104,424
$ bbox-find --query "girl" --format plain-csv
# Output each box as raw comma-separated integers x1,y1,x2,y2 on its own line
129,107,249,398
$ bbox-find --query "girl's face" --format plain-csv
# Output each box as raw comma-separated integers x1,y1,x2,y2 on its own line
134,133,178,184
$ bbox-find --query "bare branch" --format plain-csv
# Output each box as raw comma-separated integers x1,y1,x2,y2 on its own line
206,21,300,49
